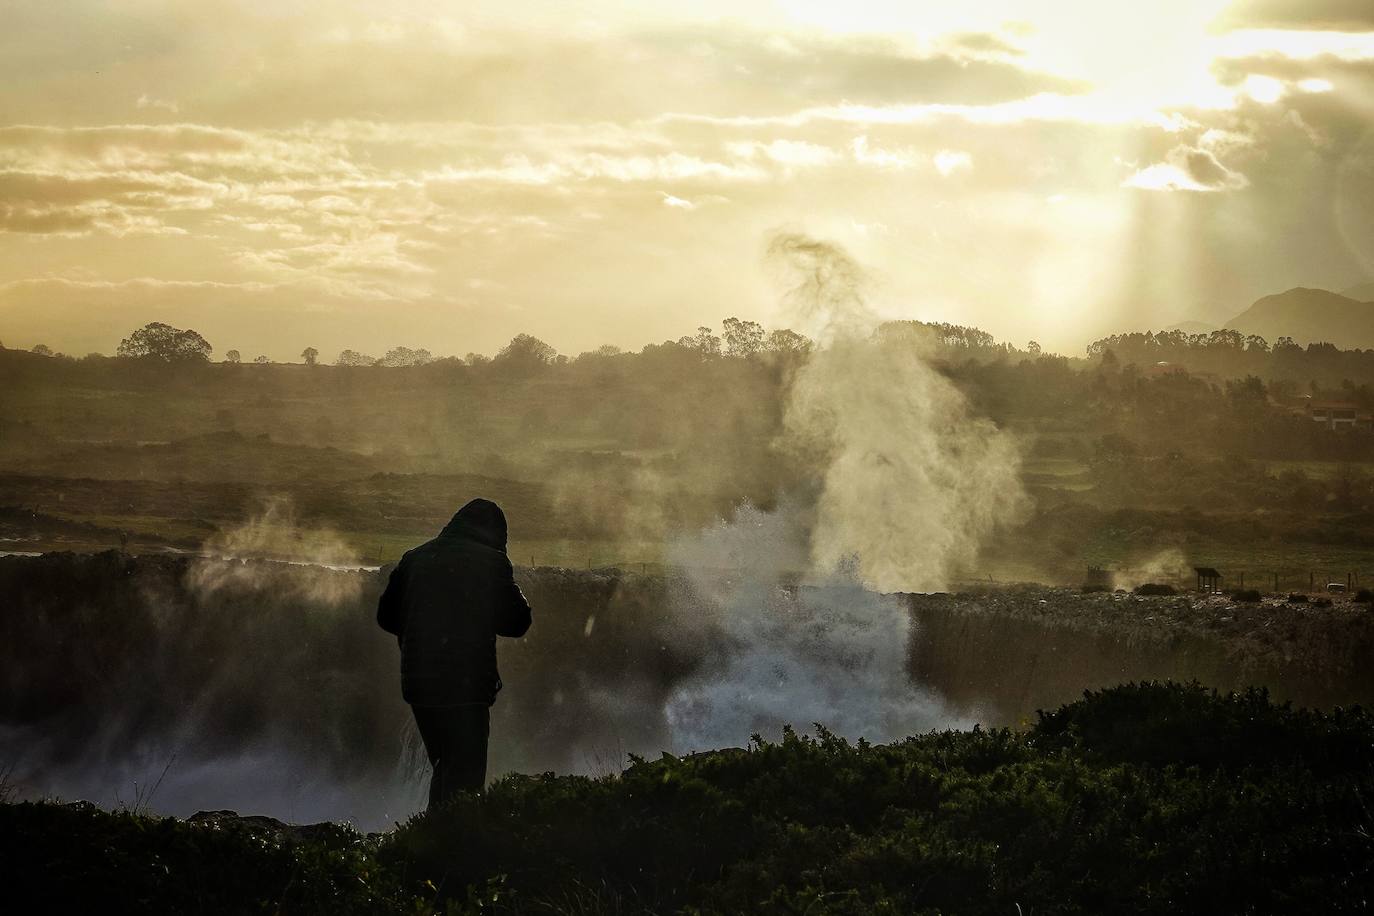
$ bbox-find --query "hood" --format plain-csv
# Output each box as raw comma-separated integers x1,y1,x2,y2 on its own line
440,498,508,551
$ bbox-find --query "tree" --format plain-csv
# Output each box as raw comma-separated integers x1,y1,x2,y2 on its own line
253,355,270,365
676,326,721,358
301,347,319,367
765,328,814,355
1207,328,1244,350
495,333,557,368
377,346,434,367
1027,340,1042,356
31,344,53,357
117,322,212,362
336,349,377,367
722,317,765,358
224,350,241,364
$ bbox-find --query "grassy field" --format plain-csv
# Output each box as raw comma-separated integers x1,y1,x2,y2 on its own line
1076,535,1374,592
6,352,1374,588
1260,459,1366,480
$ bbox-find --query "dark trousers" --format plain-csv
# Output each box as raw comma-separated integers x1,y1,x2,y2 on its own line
412,704,490,810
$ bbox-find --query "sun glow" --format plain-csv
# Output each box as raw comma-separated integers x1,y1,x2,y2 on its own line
1243,74,1285,104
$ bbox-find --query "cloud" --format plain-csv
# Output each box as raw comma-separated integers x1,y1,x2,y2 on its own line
934,150,973,176
1,2,1373,362
1215,0,1374,32
653,93,1196,131
727,139,840,168
635,29,1087,111
0,5,1089,128
660,193,696,210
851,136,915,169
1123,144,1249,191
136,94,179,114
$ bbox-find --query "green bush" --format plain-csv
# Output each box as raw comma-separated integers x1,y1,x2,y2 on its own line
6,683,1371,915
383,682,1372,915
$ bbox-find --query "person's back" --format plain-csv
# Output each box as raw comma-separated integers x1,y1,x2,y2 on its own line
377,498,532,808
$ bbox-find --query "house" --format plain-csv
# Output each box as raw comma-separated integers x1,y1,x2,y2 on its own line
1194,566,1222,592
1301,397,1373,430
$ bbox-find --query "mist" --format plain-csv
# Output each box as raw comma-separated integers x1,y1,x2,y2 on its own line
768,233,1028,592
644,234,1025,751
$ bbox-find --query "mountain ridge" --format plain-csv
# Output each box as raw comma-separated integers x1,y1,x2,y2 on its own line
1226,286,1374,348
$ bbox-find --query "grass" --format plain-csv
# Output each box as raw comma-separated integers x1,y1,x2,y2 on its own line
1261,459,1374,480
1020,457,1089,477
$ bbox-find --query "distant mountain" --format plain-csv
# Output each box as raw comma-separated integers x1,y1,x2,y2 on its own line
1343,281,1374,302
1226,287,1374,348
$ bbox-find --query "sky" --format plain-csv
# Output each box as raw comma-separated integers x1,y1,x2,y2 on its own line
1,0,1373,361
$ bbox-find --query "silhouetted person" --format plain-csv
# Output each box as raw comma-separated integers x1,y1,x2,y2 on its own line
377,498,532,809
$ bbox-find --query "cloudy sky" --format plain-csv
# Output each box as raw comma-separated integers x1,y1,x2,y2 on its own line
2,0,1373,360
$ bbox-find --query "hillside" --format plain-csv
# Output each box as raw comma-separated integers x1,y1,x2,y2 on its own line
1344,281,1374,302
1227,287,1374,347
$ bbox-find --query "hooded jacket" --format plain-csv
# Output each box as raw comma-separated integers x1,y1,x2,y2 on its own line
377,499,532,706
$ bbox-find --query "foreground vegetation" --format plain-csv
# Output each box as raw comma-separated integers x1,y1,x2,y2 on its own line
4,682,1371,914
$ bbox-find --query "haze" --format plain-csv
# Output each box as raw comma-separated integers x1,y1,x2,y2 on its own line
2,0,1373,360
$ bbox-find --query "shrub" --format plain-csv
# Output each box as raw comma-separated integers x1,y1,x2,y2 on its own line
1288,592,1309,603
1355,589,1373,604
380,683,1372,915
1133,582,1176,596
0,802,421,915
8,683,1373,914
1231,589,1262,603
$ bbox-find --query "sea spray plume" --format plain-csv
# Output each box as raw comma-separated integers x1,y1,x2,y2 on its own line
662,234,1021,749
186,496,362,607
770,233,1029,591
1111,547,1190,591
766,234,872,337
663,504,972,750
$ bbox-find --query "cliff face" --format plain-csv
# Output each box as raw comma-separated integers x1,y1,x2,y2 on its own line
5,552,1372,827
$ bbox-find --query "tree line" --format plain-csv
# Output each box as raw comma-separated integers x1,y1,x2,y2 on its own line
8,315,1039,370
1086,328,1374,388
